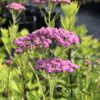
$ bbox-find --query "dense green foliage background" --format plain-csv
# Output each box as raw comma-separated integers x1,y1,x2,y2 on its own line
0,2,100,100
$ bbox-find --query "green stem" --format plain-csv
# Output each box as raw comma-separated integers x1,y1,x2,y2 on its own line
29,63,46,100
68,49,73,97
69,74,73,97
85,70,89,100
7,66,11,100
9,11,16,56
48,75,55,100
18,58,27,100
21,71,27,100
77,69,81,99
48,11,51,27
47,1,52,27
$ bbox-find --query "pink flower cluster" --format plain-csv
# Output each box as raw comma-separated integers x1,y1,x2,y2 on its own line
35,58,78,73
28,27,79,48
14,27,79,54
32,0,71,4
6,3,26,11
14,36,31,54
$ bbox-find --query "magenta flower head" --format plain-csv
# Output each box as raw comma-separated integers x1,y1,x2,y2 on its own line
14,27,79,53
6,2,26,11
29,27,80,48
6,59,13,66
32,0,71,4
35,58,79,73
14,36,32,54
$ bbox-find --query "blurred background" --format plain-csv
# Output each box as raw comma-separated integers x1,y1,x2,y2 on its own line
77,0,100,39
0,0,100,39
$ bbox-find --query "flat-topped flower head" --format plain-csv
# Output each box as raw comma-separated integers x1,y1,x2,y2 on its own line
32,0,71,4
6,2,26,11
35,58,79,73
52,0,71,4
29,27,79,48
14,27,79,54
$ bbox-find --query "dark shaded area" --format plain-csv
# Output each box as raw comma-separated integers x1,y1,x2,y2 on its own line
77,2,100,39
0,1,12,28
0,2,100,39
19,5,61,32
0,4,60,33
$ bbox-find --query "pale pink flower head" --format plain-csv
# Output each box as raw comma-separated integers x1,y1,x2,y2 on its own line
35,58,79,73
6,2,26,11
32,0,71,4
52,0,71,4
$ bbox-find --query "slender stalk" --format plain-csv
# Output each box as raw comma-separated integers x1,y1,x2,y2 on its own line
7,65,11,100
18,58,27,100
85,75,88,100
48,77,54,100
77,69,81,99
69,74,73,97
48,11,52,27
9,11,16,56
47,1,52,27
21,71,27,100
85,68,89,100
67,49,73,97
29,63,46,100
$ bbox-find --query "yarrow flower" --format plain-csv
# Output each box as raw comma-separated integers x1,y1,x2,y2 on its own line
28,27,79,48
6,2,26,11
14,36,32,54
32,0,71,4
35,58,78,73
14,27,79,53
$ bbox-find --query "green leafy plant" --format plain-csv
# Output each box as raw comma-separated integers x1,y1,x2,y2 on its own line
0,1,100,100
61,2,100,100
